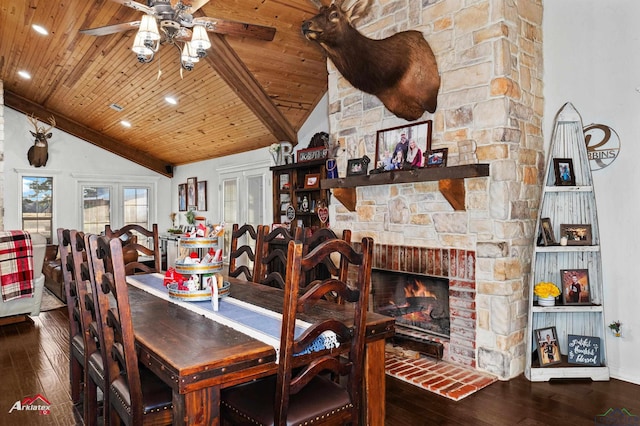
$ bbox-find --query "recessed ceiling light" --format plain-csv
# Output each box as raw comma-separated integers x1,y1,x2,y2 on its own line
18,70,32,79
32,24,49,35
121,120,132,128
164,96,178,105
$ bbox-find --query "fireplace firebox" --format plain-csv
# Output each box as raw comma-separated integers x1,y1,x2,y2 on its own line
372,269,450,339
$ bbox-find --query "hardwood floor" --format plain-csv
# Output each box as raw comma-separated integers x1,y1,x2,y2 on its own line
2,307,639,426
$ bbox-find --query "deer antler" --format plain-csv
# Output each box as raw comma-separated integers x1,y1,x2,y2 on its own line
43,115,56,134
27,114,40,131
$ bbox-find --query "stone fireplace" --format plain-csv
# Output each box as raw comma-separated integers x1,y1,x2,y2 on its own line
326,1,544,380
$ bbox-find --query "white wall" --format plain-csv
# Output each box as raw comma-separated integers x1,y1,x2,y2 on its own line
544,0,640,383
3,107,172,237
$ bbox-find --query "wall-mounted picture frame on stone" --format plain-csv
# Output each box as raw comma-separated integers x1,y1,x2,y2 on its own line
375,120,432,170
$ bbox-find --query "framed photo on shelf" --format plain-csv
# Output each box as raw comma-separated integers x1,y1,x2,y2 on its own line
560,224,592,245
539,217,557,246
178,184,187,212
279,173,290,191
535,326,562,366
346,158,368,176
374,120,432,171
561,269,590,305
197,180,207,211
425,148,448,168
553,158,576,186
187,177,197,207
304,173,321,189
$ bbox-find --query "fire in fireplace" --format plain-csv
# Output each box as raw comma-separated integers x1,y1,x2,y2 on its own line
372,269,450,338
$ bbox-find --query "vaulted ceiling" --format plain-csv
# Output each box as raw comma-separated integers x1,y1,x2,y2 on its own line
0,0,328,177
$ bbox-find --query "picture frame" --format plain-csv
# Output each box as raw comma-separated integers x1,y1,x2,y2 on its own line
178,183,187,212
560,224,592,245
197,180,207,211
425,148,448,168
187,177,197,207
535,326,562,366
375,120,432,171
304,173,320,188
553,158,576,186
347,158,368,176
279,173,290,191
561,269,590,305
539,217,557,246
567,334,601,366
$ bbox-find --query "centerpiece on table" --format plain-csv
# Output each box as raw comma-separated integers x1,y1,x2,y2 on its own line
534,281,560,306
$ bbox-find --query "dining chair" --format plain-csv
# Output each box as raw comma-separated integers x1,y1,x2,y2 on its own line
104,224,161,274
221,236,374,426
86,234,173,426
253,225,303,289
301,228,352,296
228,223,261,281
57,228,84,408
68,230,109,426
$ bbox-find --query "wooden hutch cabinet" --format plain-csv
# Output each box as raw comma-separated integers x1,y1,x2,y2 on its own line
271,158,329,232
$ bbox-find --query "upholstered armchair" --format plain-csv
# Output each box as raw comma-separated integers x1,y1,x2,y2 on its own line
0,232,47,323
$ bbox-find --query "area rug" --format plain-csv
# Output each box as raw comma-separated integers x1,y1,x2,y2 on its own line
385,351,497,401
39,288,66,312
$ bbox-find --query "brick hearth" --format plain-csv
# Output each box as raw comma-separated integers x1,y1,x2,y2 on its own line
385,352,497,401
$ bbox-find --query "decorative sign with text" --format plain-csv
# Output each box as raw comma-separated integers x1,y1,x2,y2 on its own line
567,334,601,366
584,123,620,171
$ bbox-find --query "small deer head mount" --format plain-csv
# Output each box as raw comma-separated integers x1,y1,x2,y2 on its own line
27,114,55,167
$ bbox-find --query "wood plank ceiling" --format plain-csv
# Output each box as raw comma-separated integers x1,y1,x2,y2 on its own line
0,0,328,176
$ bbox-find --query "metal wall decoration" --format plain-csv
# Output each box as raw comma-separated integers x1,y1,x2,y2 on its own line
584,123,620,171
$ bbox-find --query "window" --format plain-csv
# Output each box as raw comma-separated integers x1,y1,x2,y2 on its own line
21,176,53,242
82,186,111,234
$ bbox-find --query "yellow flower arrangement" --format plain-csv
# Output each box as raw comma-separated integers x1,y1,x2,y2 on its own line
534,281,560,299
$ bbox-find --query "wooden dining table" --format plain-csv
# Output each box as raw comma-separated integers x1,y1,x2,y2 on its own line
127,274,395,426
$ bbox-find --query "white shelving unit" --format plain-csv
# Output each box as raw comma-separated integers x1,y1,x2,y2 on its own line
525,103,610,382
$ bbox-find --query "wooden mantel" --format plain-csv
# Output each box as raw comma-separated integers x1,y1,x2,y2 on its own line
320,164,490,211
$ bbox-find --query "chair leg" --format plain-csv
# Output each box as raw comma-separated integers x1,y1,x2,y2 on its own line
70,358,83,405
84,378,98,426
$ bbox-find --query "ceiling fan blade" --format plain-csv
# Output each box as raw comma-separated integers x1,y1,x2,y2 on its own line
109,0,155,15
194,17,276,41
172,0,210,14
80,21,141,36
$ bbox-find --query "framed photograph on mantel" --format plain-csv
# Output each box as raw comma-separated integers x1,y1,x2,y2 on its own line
375,120,432,171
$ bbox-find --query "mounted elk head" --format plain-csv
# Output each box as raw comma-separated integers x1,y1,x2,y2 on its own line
302,0,440,121
27,114,55,167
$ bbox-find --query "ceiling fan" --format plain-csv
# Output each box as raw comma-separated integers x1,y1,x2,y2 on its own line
80,0,276,70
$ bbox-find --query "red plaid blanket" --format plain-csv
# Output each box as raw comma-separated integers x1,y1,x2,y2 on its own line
0,231,34,302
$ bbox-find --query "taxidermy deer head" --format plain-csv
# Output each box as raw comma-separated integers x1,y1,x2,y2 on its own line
302,0,440,121
27,114,55,167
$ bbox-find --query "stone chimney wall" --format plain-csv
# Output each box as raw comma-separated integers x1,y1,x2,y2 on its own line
327,1,544,379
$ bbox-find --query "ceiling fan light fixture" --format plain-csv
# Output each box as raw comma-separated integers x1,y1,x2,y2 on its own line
190,25,211,57
180,42,199,71
132,32,155,63
138,14,161,41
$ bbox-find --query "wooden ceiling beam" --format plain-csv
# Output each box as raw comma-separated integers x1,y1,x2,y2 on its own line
4,91,174,177
204,32,298,144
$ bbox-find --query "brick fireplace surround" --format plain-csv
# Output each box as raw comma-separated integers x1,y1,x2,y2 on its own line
371,244,477,367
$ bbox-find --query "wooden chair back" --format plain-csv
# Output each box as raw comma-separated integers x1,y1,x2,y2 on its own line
105,224,160,275
228,223,261,281
86,233,172,426
301,228,352,295
57,228,84,405
276,236,374,425
253,226,303,289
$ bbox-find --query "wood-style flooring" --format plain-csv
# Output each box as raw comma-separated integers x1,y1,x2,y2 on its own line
1,307,639,426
